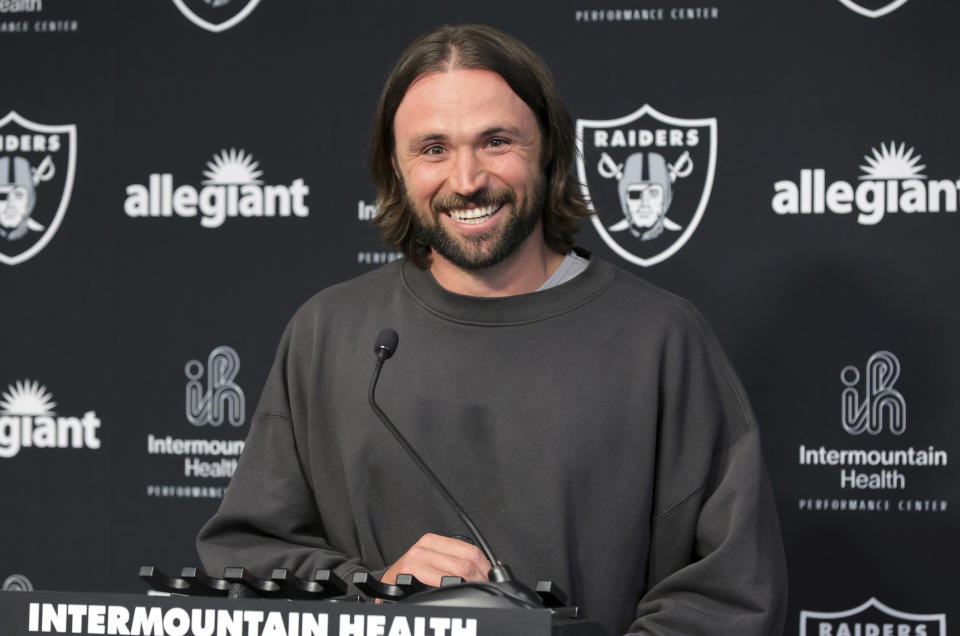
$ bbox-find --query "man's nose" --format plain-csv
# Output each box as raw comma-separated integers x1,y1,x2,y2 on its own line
449,150,488,195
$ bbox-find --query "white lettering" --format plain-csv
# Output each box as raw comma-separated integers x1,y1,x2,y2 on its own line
41,603,67,632
429,617,451,636
124,169,310,228
0,411,101,458
772,171,960,223
216,609,244,636
367,614,387,636
341,614,365,636
131,606,163,635
592,127,698,149
87,605,106,634
302,613,328,636
107,606,131,635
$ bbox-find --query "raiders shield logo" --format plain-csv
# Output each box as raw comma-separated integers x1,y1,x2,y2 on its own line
576,105,717,267
0,112,77,266
172,0,261,33
837,0,910,18
800,598,946,636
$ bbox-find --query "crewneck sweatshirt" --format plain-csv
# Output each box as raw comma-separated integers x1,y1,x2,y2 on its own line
198,256,787,635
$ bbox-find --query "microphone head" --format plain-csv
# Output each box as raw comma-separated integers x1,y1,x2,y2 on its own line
374,328,399,360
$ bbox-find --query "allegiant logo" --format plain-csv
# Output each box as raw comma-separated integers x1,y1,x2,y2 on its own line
124,148,309,229
0,380,101,458
772,142,958,225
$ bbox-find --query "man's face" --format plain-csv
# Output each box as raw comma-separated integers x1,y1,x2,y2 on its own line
392,68,546,270
0,185,29,229
626,183,664,228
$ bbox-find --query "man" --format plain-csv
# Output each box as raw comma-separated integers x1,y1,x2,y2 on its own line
198,23,787,635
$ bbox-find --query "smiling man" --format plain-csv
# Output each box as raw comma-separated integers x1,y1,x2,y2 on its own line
198,23,787,635
392,67,554,294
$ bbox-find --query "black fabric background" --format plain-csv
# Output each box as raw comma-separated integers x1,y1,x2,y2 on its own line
1,2,955,633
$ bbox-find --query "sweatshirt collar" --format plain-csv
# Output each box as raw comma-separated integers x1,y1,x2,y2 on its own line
399,251,615,326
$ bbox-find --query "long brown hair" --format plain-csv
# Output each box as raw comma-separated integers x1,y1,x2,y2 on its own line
368,23,592,269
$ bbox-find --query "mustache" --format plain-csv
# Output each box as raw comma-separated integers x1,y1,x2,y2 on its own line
431,188,515,215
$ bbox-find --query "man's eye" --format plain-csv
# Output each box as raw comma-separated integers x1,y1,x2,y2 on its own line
488,137,509,147
424,145,445,156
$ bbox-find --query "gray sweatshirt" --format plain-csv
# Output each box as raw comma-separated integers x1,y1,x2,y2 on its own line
197,256,787,635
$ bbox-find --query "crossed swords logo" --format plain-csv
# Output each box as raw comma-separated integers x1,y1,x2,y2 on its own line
597,150,693,235
597,150,694,182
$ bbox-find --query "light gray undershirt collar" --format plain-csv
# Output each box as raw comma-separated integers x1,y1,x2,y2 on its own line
537,250,591,291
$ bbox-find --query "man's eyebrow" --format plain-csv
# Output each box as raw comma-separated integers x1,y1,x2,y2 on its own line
481,126,523,138
406,133,448,149
405,126,526,149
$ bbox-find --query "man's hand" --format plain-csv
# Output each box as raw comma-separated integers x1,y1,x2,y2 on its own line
381,533,492,586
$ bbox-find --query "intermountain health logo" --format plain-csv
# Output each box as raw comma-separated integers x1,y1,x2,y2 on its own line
576,105,717,267
800,597,945,635
2,574,33,591
124,148,310,228
145,346,247,497
796,351,949,513
0,112,76,265
772,141,957,225
356,198,402,265
0,380,101,458
172,0,261,32
837,0,910,18
185,345,244,427
842,351,905,436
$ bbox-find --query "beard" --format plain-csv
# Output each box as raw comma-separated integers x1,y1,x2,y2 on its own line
409,176,547,271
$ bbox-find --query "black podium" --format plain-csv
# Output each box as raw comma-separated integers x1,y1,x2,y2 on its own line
0,590,612,636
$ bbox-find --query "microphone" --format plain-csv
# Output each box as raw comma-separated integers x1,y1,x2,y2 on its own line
374,328,398,361
368,328,543,609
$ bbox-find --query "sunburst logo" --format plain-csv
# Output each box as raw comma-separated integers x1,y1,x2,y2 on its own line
124,147,309,228
859,142,926,180
0,380,56,415
202,148,263,185
0,379,101,458
772,140,957,225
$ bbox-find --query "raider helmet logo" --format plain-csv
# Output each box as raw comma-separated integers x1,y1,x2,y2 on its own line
172,0,261,33
577,105,717,267
800,597,945,636
0,112,77,266
837,0,910,18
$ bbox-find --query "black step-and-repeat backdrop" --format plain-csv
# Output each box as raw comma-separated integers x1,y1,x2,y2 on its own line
1,1,956,633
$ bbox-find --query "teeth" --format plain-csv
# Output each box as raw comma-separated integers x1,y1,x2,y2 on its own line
448,204,498,224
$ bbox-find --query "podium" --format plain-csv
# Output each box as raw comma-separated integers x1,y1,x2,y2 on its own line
0,590,612,635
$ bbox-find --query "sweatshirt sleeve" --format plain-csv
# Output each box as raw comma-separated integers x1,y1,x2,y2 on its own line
627,303,788,635
195,312,376,585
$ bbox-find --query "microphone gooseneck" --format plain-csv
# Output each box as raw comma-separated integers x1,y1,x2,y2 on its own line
368,328,544,609
367,328,501,569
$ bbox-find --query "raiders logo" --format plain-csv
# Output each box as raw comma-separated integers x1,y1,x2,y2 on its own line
576,105,717,267
0,112,77,266
171,0,261,33
800,597,945,636
836,0,910,18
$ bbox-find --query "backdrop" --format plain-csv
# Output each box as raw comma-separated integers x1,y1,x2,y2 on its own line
1,1,955,634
